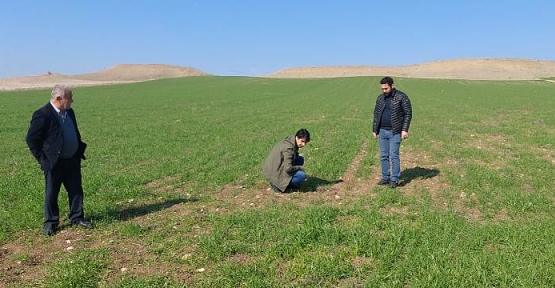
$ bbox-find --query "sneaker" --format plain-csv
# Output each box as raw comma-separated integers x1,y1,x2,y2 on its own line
389,181,398,188
377,179,389,185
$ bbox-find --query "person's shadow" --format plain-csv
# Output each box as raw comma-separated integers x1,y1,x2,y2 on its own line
400,166,440,186
88,197,199,223
297,176,344,192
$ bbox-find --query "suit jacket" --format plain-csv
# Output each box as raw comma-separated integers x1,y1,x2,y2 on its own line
262,135,303,191
26,103,87,171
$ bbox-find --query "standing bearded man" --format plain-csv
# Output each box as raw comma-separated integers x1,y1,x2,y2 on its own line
372,77,412,188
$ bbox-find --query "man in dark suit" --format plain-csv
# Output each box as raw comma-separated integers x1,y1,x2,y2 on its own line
26,84,92,236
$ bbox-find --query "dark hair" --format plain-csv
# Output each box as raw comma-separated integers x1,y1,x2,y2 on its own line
380,77,394,86
295,128,310,143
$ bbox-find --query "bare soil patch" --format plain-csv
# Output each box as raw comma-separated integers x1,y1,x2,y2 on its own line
0,229,92,286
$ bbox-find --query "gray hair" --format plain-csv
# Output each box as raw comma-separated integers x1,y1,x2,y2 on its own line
51,84,72,99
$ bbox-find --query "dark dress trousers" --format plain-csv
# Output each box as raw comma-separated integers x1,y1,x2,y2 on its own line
26,103,87,230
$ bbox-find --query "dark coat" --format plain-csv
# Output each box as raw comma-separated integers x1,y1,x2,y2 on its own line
373,89,412,135
26,103,87,171
262,135,302,191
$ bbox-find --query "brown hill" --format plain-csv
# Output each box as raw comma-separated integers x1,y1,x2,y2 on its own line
73,64,208,81
2,59,554,91
0,64,208,91
265,58,555,80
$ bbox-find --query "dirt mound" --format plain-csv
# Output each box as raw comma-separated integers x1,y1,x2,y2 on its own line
0,73,102,91
0,64,208,91
74,64,208,81
266,58,555,80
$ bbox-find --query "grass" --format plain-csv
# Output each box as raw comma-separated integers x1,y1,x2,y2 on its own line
1,76,555,287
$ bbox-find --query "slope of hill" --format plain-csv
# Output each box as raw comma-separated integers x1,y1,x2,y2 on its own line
0,64,208,91
2,59,555,91
265,58,555,80
73,64,207,81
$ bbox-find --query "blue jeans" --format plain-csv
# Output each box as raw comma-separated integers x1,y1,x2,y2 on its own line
378,129,401,183
290,156,306,187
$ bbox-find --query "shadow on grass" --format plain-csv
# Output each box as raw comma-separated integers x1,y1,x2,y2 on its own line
401,166,440,186
89,197,199,223
297,176,344,192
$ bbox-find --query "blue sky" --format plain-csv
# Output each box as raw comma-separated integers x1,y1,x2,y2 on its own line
1,0,554,78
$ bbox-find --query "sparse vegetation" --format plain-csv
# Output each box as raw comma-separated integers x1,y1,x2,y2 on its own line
1,76,555,287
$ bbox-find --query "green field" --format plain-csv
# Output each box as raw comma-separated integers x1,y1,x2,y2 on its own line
1,77,555,287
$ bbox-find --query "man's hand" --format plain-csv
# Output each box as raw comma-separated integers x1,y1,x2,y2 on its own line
401,131,409,139
372,132,378,139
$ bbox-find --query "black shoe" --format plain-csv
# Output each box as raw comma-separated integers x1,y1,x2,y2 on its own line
287,184,300,192
389,181,398,188
72,219,93,229
377,179,389,185
43,227,56,236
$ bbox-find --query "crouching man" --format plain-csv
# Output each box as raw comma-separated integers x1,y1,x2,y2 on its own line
263,128,310,193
